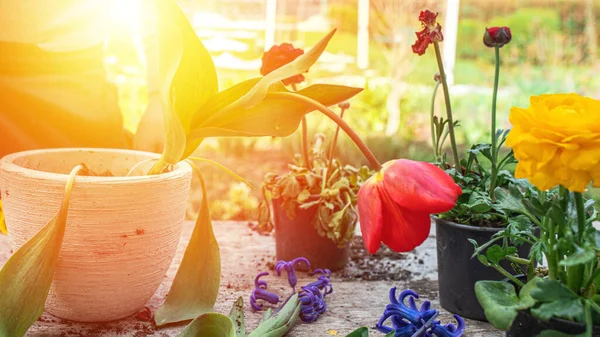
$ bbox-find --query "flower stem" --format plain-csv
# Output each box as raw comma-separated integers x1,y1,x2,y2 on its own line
575,192,587,244
326,106,347,179
433,41,460,170
546,217,558,281
567,192,587,294
301,117,311,169
492,263,524,288
489,46,501,202
292,83,312,170
506,256,531,266
266,92,382,171
430,81,441,162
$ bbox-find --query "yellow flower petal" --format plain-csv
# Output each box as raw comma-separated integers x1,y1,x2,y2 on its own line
508,93,599,191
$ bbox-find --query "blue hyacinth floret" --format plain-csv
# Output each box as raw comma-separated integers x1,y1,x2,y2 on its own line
250,257,332,323
376,287,465,337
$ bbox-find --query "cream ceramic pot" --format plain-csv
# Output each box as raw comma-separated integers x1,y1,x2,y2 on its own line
0,148,192,322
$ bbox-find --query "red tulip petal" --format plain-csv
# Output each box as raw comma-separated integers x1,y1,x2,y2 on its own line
357,174,384,254
380,187,431,252
382,159,462,213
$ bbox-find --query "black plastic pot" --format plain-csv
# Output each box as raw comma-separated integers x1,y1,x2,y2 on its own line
508,309,600,336
272,198,351,271
435,216,534,322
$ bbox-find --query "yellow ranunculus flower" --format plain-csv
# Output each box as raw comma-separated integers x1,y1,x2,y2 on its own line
506,93,600,192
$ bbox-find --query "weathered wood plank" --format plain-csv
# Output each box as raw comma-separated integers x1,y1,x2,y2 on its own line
0,221,503,336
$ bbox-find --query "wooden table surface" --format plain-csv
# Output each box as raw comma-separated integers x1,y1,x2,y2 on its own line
0,221,504,337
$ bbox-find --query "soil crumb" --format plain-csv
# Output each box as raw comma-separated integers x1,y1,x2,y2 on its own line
79,163,114,177
338,236,412,281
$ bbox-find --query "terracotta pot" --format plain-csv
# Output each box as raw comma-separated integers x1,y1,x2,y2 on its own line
272,197,352,272
0,148,192,322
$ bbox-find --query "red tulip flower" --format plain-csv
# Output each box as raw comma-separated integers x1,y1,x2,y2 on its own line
357,160,462,254
260,43,306,86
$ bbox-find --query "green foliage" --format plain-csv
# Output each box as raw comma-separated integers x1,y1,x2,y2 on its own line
475,278,540,330
475,186,600,331
0,166,82,337
247,294,302,337
209,182,259,221
228,297,245,337
530,279,584,322
257,133,374,247
176,313,236,337
345,327,395,337
154,166,221,326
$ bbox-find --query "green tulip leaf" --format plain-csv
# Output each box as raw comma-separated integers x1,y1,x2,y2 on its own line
188,157,254,189
237,28,336,108
248,294,301,337
153,0,218,169
189,81,362,139
227,297,246,337
176,313,235,337
154,163,221,326
345,327,369,337
0,165,82,337
475,278,541,330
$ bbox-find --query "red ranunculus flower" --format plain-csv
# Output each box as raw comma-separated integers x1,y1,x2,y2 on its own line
260,43,306,86
483,27,512,48
412,10,444,56
357,159,462,254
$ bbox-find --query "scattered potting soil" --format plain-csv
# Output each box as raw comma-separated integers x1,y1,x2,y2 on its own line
78,163,114,177
339,236,412,281
444,216,506,228
36,313,157,337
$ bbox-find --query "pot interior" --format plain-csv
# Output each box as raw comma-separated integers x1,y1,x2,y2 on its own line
4,148,161,177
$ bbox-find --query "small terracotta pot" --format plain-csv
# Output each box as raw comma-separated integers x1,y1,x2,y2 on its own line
0,148,192,322
272,197,352,272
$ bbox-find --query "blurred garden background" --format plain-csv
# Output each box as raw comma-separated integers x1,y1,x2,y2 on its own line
104,0,600,220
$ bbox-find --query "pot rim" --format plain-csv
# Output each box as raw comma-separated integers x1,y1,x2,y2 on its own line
431,215,506,233
0,147,191,183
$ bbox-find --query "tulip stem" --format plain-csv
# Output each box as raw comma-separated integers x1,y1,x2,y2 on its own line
489,46,501,202
326,106,347,180
292,83,312,170
265,92,383,171
433,41,460,170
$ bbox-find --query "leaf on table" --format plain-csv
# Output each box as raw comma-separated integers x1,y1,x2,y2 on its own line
474,278,541,330
248,294,301,337
154,165,221,326
155,0,218,164
188,80,362,140
0,200,6,234
227,297,246,337
345,327,369,337
176,313,235,337
0,165,82,337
